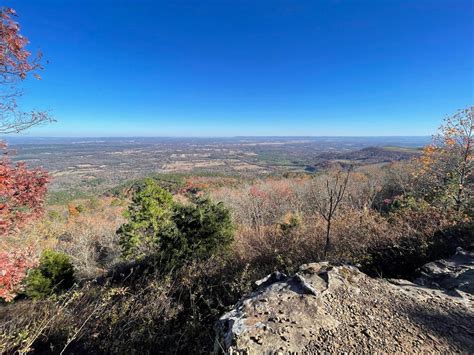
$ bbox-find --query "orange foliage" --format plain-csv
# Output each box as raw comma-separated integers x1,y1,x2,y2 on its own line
418,106,473,209
67,203,80,218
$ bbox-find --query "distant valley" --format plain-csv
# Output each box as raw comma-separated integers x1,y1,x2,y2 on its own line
4,136,429,194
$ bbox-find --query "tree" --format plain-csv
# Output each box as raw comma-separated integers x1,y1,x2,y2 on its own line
24,249,75,299
162,195,234,269
118,179,234,269
118,179,176,259
419,106,473,211
0,144,49,301
0,7,53,133
0,7,51,235
311,169,351,258
0,8,51,301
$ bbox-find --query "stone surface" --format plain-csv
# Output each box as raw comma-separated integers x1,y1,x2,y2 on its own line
415,247,474,295
215,256,474,353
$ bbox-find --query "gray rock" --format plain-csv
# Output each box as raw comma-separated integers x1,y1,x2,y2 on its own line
215,256,474,354
415,247,474,295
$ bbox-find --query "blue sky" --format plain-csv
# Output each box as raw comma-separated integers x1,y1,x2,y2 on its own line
5,0,473,137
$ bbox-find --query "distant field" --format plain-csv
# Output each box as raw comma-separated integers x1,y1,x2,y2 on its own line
3,136,430,196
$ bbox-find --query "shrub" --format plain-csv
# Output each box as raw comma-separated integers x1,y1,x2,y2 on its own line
85,197,101,210
161,196,234,269
25,250,75,299
0,143,49,235
6,196,125,281
55,200,124,279
118,179,234,269
118,179,176,259
0,248,38,302
68,203,80,217
47,210,63,221
110,198,125,207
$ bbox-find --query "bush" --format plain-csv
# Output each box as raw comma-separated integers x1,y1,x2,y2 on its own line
118,179,176,259
0,248,38,302
25,250,75,299
118,179,234,269
85,197,101,210
161,196,234,269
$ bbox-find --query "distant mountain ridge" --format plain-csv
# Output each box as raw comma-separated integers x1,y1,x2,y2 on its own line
313,146,421,169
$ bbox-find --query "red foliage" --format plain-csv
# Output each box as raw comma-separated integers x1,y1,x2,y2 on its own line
0,7,41,81
182,176,239,195
249,185,267,199
0,8,50,302
0,143,49,235
0,247,37,301
0,7,52,134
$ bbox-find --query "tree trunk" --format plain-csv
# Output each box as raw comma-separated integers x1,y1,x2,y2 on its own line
455,139,471,212
324,219,331,258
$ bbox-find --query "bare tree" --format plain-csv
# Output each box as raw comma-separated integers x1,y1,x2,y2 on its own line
311,168,351,258
0,7,53,134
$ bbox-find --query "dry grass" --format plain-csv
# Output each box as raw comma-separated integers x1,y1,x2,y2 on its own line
4,197,125,280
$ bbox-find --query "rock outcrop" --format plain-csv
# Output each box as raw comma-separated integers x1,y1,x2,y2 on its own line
415,247,474,295
215,255,474,353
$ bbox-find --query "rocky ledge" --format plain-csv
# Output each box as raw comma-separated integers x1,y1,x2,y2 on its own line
215,250,474,353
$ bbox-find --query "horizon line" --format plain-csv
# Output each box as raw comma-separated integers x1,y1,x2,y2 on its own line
2,135,432,139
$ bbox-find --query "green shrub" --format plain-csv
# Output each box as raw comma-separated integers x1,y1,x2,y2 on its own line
25,250,75,299
118,179,234,269
86,197,101,210
110,198,125,207
47,210,63,221
161,196,234,268
118,179,176,259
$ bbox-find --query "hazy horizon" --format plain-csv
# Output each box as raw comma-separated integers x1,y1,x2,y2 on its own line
3,135,431,140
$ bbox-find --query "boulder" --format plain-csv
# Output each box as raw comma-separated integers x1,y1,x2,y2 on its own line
415,247,474,295
215,260,474,353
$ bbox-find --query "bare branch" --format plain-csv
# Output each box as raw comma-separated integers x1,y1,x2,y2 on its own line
0,7,51,134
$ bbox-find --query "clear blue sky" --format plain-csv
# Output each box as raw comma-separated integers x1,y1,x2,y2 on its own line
5,0,473,137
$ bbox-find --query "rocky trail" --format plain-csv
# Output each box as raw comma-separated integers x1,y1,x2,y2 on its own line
216,249,474,353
